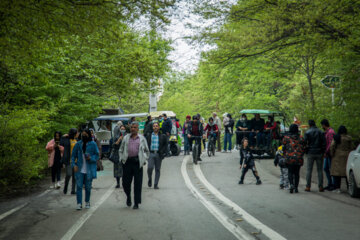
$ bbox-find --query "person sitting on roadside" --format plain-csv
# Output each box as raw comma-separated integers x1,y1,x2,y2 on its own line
249,114,265,148
235,114,251,149
239,138,262,185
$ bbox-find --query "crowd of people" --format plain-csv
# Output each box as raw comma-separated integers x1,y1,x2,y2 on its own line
45,112,355,210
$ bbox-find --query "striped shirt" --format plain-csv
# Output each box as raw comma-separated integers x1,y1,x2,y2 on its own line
128,135,140,157
151,132,159,151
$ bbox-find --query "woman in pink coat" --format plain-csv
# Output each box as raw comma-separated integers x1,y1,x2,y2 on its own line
46,131,64,189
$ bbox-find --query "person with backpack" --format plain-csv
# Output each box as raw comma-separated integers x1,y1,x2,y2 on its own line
239,138,262,185
274,145,289,190
282,124,306,193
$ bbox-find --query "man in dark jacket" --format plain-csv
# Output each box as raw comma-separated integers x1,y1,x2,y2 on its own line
249,114,265,148
161,113,173,156
143,116,153,136
187,115,204,162
304,120,326,192
146,122,167,189
235,114,251,149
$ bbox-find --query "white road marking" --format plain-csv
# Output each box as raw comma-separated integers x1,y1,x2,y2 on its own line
61,183,116,240
0,203,27,221
193,163,287,240
181,156,254,240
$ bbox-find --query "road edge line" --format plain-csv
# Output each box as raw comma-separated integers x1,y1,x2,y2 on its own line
61,182,116,240
193,164,287,240
181,156,253,240
0,203,28,222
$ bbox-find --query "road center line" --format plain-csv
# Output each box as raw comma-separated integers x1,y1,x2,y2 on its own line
193,163,287,240
181,156,254,240
0,203,28,222
61,183,116,240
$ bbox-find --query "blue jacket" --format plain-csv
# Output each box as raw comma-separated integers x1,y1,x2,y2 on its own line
71,140,99,180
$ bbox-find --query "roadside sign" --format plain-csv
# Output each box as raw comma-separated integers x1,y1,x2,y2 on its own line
321,75,340,89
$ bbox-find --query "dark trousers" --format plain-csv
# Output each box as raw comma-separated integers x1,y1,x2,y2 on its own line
306,154,323,188
324,157,333,187
51,166,61,183
332,176,348,189
123,158,143,205
288,165,301,188
240,165,260,181
217,133,221,151
64,167,76,193
147,153,162,186
236,131,249,146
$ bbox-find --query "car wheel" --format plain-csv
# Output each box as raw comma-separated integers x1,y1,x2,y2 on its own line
349,171,360,198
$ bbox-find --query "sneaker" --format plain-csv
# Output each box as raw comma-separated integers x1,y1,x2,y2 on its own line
56,182,61,189
295,188,299,193
319,187,324,192
238,180,244,184
284,186,290,190
154,185,159,189
50,184,55,189
228,150,232,153
126,197,132,207
71,190,76,195
115,184,120,188
221,150,226,153
332,188,341,193
198,158,202,161
76,204,82,210
85,202,90,209
256,179,262,185
305,187,311,192
133,204,139,210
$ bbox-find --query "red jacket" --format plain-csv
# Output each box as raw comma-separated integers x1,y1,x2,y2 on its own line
264,121,277,139
204,124,219,137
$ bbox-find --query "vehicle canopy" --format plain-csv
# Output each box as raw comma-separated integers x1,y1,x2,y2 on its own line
149,111,176,119
239,109,288,132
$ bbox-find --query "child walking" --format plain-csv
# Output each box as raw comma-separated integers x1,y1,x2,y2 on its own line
274,145,289,189
239,138,262,185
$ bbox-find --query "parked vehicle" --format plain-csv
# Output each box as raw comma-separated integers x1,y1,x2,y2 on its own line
346,144,360,198
239,109,289,158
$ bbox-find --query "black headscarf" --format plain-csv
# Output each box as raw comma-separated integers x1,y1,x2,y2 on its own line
81,128,92,153
334,125,347,145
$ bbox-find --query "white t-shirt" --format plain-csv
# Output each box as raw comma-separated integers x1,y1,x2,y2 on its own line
81,153,87,174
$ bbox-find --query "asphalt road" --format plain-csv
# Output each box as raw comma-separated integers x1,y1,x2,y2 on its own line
1,151,360,240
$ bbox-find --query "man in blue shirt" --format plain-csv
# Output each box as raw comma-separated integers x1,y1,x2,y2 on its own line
146,122,167,189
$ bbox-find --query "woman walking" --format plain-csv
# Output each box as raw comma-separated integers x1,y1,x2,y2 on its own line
46,131,64,189
330,126,353,193
110,124,126,188
282,124,305,193
60,128,78,194
71,129,99,210
239,138,262,185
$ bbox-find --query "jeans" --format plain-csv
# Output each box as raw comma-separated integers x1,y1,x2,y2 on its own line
76,173,92,204
184,134,190,152
147,153,162,186
324,157,333,187
306,154,324,188
224,132,233,151
288,165,300,188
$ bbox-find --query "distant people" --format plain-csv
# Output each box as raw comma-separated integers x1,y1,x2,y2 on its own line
90,128,103,170
264,116,277,148
304,120,326,192
161,113,173,157
223,113,234,153
213,112,222,152
200,117,207,150
71,129,100,210
183,115,192,155
61,128,78,194
239,138,262,185
274,145,289,190
235,114,251,149
109,124,126,188
119,122,150,209
46,131,64,189
330,126,353,193
144,116,153,136
146,122,167,189
249,113,265,148
321,119,336,191
282,124,305,193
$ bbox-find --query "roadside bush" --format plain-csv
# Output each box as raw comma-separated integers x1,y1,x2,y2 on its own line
0,108,49,191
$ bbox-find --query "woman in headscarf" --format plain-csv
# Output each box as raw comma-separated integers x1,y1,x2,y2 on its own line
46,131,64,189
109,122,126,188
330,126,353,193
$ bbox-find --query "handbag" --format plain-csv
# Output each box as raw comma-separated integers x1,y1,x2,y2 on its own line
97,159,104,171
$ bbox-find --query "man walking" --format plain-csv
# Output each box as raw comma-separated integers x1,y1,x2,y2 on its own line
161,113,173,157
119,122,149,209
146,122,167,189
213,112,222,152
321,119,336,191
304,120,326,192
